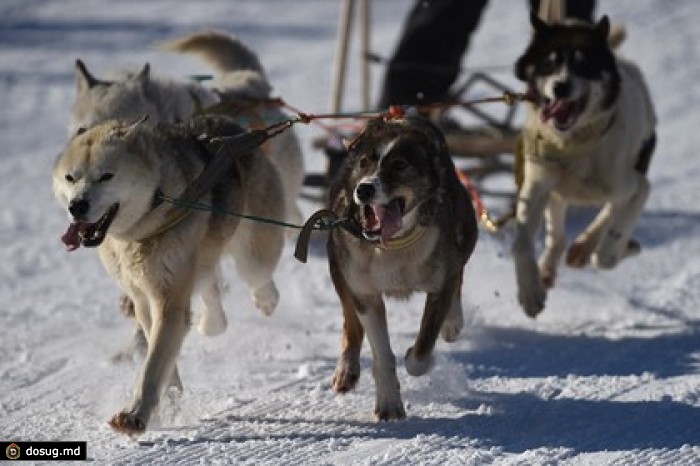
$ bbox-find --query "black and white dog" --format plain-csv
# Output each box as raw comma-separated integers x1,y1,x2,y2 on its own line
512,13,657,317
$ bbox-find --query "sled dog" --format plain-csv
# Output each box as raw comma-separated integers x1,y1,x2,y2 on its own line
512,13,657,317
53,116,285,434
327,116,478,420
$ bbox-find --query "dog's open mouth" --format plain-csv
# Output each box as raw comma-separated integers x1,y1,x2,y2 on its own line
541,95,587,131
61,203,119,251
360,198,406,244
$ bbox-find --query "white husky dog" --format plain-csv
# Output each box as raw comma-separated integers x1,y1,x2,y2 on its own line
71,32,306,348
512,15,657,317
53,116,285,434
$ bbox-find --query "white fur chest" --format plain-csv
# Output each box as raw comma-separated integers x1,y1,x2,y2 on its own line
550,153,617,204
343,227,444,297
98,233,192,294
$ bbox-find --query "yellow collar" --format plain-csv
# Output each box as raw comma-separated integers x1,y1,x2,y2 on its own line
376,225,427,251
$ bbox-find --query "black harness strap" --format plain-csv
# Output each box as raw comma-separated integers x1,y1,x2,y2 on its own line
293,209,363,263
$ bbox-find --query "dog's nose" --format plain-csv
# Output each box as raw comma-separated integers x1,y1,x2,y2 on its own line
69,199,90,219
355,183,376,203
553,80,572,99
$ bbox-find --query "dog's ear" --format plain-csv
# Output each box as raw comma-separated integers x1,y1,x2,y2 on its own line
75,59,98,92
594,15,610,40
132,63,151,86
514,54,533,82
530,11,550,34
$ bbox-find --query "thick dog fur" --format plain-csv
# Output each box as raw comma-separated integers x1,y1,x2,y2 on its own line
71,31,304,354
53,116,285,434
512,14,657,317
327,116,477,420
71,30,304,224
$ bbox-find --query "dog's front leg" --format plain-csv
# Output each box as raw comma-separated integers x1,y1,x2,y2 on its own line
513,162,557,317
593,175,650,269
329,253,364,393
440,269,465,342
109,294,190,435
539,195,568,288
406,272,463,375
354,294,405,421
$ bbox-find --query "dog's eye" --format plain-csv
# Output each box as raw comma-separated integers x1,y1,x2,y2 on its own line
388,159,409,171
572,49,589,66
75,127,87,136
538,51,561,72
98,173,114,182
65,174,75,183
359,155,370,169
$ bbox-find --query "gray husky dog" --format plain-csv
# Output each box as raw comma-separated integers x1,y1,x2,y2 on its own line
71,30,304,224
53,116,285,434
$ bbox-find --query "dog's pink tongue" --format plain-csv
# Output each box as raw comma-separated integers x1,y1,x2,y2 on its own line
542,100,562,122
372,203,403,244
61,223,82,252
542,100,575,124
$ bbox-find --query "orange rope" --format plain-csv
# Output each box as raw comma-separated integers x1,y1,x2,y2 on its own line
456,169,504,233
260,93,527,233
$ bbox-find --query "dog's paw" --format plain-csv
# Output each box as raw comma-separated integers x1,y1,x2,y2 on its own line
332,357,361,393
539,266,556,289
594,238,642,269
252,282,279,316
440,312,464,343
109,412,146,436
626,239,641,257
374,398,406,422
566,238,595,268
404,347,434,376
197,311,227,337
518,283,546,318
515,255,547,317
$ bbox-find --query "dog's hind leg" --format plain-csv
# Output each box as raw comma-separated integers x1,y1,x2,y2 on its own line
406,273,461,377
539,195,567,288
111,295,149,363
197,266,227,337
566,204,611,268
329,253,364,393
593,176,650,269
440,270,464,343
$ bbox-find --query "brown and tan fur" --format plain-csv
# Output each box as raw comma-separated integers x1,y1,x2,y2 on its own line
327,117,477,420
52,116,284,434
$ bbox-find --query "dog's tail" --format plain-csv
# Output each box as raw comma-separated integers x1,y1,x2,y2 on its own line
158,31,265,74
157,30,272,99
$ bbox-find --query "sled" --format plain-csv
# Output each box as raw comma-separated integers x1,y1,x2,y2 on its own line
298,0,524,204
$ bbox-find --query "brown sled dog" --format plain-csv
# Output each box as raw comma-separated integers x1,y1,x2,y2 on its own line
326,116,478,420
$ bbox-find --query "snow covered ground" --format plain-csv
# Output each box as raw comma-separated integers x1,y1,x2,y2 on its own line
2,0,700,463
